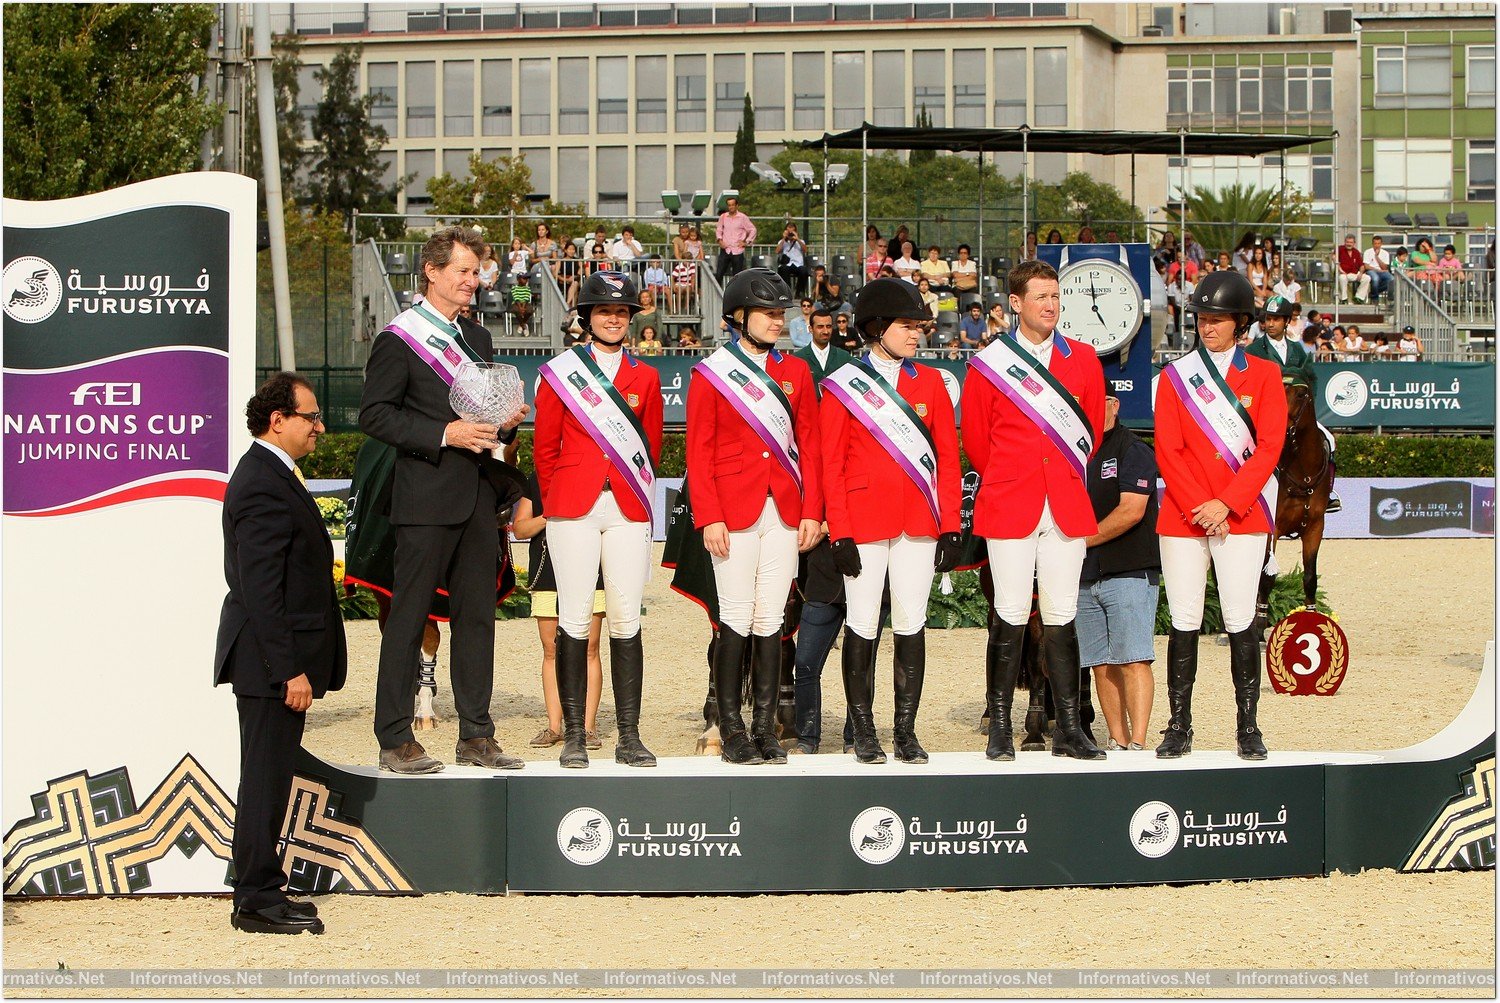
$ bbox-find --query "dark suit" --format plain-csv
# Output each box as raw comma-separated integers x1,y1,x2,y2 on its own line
793,343,854,389
215,442,347,912
359,311,520,750
1247,334,1317,394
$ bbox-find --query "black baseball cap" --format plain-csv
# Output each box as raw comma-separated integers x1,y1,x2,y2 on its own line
1403,324,1415,333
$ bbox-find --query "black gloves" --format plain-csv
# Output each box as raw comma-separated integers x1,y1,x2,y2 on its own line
934,532,963,573
829,537,862,577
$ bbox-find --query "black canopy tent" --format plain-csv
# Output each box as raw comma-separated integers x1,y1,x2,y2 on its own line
803,124,1339,270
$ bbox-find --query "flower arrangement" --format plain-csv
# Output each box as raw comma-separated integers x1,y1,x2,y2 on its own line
316,496,348,539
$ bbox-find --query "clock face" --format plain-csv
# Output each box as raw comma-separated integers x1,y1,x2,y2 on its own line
1058,256,1144,356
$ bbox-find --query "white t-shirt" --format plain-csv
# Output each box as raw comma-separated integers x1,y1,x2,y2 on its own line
1363,247,1390,271
1273,279,1301,301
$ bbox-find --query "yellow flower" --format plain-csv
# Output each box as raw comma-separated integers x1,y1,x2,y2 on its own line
332,559,345,586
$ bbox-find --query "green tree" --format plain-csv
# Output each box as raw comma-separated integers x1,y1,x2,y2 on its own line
426,153,535,223
308,44,392,228
3,3,221,200
1162,181,1309,255
1030,171,1146,241
729,93,757,192
909,106,937,167
244,33,309,202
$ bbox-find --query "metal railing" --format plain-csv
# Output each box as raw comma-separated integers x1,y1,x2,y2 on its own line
1392,271,1462,360
352,239,399,346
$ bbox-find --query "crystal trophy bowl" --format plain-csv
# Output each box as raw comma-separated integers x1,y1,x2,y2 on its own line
449,361,525,426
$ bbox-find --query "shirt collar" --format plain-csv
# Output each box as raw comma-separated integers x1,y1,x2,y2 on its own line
586,342,636,366
861,350,918,378
728,325,781,361
253,437,297,472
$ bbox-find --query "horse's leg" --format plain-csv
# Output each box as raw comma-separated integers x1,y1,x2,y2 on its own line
696,632,721,756
413,620,442,731
1302,518,1324,610
777,589,802,744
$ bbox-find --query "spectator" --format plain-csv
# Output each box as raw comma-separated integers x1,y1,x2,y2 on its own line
1246,246,1271,308
642,254,670,304
1288,302,1306,340
1391,245,1412,274
1045,228,1064,244
1166,251,1199,285
555,242,582,309
714,196,757,280
629,289,660,345
959,301,986,350
1201,257,1217,275
815,268,846,313
1023,229,1039,261
916,276,939,320
776,223,809,295
865,237,892,280
1217,250,1233,274
1165,268,1195,344
635,324,663,357
671,222,695,263
671,254,697,315
1410,237,1441,287
1183,231,1205,270
950,244,979,294
1078,395,1160,752
1301,310,1324,353
1489,241,1497,272
984,300,1010,344
1077,225,1096,243
834,310,858,352
1328,325,1349,361
684,224,705,261
1398,324,1424,361
1232,232,1257,275
507,236,531,276
531,222,560,266
863,224,883,261
1363,235,1392,300
889,224,913,260
1153,231,1178,274
1371,334,1392,359
1344,323,1367,359
892,239,922,282
787,297,814,350
586,241,610,276
919,245,951,289
1436,243,1468,286
477,243,501,290
878,263,899,278
1272,267,1301,304
609,225,645,265
677,325,702,350
1336,234,1370,304
509,269,534,333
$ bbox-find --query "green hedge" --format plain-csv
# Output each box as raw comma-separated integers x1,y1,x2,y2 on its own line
299,431,1495,481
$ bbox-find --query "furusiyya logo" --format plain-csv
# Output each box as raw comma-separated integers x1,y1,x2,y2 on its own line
3,256,62,324
849,807,1029,865
1129,800,1289,858
1325,371,1367,417
556,808,743,865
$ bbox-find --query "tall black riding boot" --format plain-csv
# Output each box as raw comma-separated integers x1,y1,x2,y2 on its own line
750,633,788,764
610,632,656,767
1229,627,1269,760
841,628,885,764
1155,628,1199,759
555,629,590,768
984,617,1027,761
892,630,928,764
1042,623,1105,760
714,627,763,765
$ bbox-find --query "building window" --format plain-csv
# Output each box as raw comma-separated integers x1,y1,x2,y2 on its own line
994,49,1026,128
832,51,865,131
1310,65,1332,117
753,53,785,131
556,147,589,205
1311,154,1334,204
675,55,706,132
1213,66,1236,122
714,53,746,132
1287,66,1310,114
368,62,398,132
296,65,322,139
597,147,628,214
557,57,589,135
522,147,550,201
872,50,904,126
713,143,733,189
405,149,435,205
481,59,512,136
636,56,668,133
596,56,628,134
405,62,435,139
1376,44,1452,109
1238,66,1260,117
443,60,473,136
792,51,825,131
635,145,668,215
519,59,550,135
1033,47,1067,127
674,144,706,199
441,149,471,180
1469,45,1496,108
1189,66,1211,118
912,50,945,127
1469,140,1496,201
1373,139,1453,202
952,49,985,128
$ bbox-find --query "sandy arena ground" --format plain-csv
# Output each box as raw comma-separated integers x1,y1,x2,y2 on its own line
4,537,1495,996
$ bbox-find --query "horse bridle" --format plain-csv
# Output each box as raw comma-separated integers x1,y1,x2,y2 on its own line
1279,384,1329,502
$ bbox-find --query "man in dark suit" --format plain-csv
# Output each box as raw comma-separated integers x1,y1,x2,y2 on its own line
216,372,346,935
360,227,528,774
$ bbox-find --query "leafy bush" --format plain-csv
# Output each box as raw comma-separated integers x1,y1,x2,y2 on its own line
926,570,989,630
496,582,531,620
299,432,366,480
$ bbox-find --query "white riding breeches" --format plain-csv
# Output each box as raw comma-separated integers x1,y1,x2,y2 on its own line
711,496,799,637
844,533,937,639
986,500,1087,626
1161,533,1267,634
1318,421,1336,454
546,492,653,640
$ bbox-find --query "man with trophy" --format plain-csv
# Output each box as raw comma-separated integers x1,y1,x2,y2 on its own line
359,227,529,774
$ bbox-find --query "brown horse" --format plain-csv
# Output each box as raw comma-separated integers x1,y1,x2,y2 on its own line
1256,381,1331,632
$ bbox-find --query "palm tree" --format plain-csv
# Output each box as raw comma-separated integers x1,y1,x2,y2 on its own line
1163,181,1305,253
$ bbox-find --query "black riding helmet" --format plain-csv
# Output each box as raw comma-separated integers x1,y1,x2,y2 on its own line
852,277,929,340
1186,269,1258,334
1261,294,1295,319
576,270,642,337
722,268,798,321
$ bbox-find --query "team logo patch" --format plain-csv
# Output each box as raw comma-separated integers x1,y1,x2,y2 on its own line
1240,394,1253,407
627,392,639,407
600,273,624,290
915,402,928,417
781,380,794,394
1101,458,1118,479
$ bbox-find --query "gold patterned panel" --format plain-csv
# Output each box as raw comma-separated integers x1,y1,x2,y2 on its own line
1403,756,1497,872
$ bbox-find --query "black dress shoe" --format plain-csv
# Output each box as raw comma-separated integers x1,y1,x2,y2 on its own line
230,902,325,935
285,899,318,918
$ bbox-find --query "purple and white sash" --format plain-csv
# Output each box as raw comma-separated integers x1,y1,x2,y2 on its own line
383,303,483,387
968,335,1093,481
693,342,802,492
1163,345,1278,526
822,358,940,526
538,346,656,517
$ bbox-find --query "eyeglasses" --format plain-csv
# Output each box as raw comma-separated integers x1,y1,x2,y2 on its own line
286,409,324,425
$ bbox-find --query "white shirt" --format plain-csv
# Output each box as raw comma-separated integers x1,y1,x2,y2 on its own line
1207,345,1236,378
868,351,904,385
741,343,771,369
1015,331,1054,368
254,438,297,474
609,237,644,263
1264,335,1288,363
811,343,830,369
1273,280,1301,301
594,346,624,380
1363,247,1390,271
